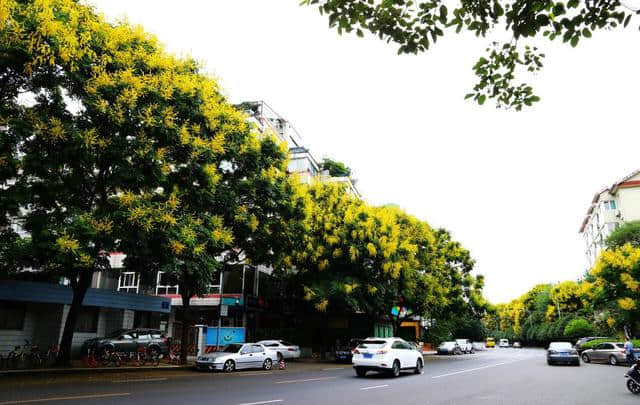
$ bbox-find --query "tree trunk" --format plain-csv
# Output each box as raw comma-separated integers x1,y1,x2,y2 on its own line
55,271,92,367
180,292,192,364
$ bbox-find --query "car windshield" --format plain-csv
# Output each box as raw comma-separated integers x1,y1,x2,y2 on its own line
222,344,243,353
440,342,455,347
550,343,572,350
357,340,387,349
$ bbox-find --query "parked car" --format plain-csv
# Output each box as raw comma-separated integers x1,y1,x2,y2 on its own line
352,337,423,378
576,336,610,353
513,341,522,348
437,341,462,355
196,343,277,372
485,337,496,348
472,341,486,352
335,338,362,363
82,328,170,356
499,339,509,348
256,340,301,361
580,342,640,365
547,342,580,366
456,339,474,353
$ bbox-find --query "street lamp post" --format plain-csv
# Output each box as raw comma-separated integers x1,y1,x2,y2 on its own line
216,270,224,352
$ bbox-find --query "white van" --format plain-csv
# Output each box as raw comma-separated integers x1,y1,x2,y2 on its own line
499,339,509,348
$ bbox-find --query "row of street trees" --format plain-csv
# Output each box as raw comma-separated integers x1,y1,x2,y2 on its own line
487,221,640,344
0,0,486,365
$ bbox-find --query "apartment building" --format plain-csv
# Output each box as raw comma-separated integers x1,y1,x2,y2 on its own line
579,169,640,268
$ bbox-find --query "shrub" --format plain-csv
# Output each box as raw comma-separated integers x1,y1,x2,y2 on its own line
564,318,595,341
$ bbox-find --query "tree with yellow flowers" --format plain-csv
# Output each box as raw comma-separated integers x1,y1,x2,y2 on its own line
590,244,640,338
284,181,485,336
0,0,304,364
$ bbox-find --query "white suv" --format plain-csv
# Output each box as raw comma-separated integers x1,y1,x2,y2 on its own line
352,337,423,377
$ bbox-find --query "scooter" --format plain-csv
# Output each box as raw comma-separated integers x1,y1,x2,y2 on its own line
625,358,640,394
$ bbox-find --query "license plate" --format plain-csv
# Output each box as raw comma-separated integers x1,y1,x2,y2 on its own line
560,353,567,356
364,353,373,359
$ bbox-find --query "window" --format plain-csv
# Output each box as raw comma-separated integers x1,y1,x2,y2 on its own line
251,345,264,353
0,301,25,330
391,341,404,349
76,307,99,333
604,200,618,210
156,271,179,295
118,272,139,293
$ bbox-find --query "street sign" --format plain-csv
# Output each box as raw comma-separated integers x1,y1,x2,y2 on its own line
220,304,228,317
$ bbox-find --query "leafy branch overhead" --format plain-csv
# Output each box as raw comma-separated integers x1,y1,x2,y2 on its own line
301,0,636,110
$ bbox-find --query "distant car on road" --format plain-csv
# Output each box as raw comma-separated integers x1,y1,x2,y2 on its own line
499,339,509,348
437,341,462,355
256,340,301,361
456,339,474,353
196,343,277,372
575,336,611,353
485,337,496,348
547,342,580,366
335,339,362,363
81,328,170,356
352,337,423,378
513,342,522,348
580,342,640,366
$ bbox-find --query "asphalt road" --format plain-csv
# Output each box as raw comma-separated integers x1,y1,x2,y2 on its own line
0,348,637,405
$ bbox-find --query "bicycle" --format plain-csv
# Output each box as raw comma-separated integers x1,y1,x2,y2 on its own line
99,348,122,367
44,345,59,367
82,346,99,368
7,341,28,369
26,341,43,368
165,346,181,365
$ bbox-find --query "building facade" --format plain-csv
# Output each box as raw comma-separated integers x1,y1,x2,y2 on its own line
579,169,640,269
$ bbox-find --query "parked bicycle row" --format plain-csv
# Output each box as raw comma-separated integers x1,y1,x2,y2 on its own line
0,340,59,370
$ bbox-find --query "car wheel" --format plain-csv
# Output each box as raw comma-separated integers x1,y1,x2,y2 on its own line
223,360,235,372
609,355,618,366
581,353,590,363
414,358,423,374
263,358,272,370
390,360,400,378
355,367,367,377
470,348,475,354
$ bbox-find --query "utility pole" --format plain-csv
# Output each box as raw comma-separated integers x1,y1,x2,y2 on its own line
216,270,224,352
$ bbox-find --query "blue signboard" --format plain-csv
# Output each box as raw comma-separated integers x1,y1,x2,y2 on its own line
205,327,245,346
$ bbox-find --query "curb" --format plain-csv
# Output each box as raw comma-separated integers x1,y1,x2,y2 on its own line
0,365,194,377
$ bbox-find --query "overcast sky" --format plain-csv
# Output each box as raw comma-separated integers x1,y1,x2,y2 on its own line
91,0,640,303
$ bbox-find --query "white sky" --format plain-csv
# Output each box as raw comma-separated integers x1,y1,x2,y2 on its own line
90,0,640,303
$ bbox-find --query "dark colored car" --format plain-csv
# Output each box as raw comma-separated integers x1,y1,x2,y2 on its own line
575,336,610,353
547,342,580,366
335,339,362,363
82,328,170,356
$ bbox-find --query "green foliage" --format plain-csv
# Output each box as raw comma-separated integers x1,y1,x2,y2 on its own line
606,221,640,250
564,318,595,341
320,158,351,177
302,0,633,110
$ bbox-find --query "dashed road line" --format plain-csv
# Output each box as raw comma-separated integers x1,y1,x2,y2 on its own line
431,359,528,379
236,400,284,405
275,376,337,384
0,392,130,405
359,384,389,390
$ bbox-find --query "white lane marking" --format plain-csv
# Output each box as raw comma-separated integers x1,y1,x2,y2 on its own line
0,393,130,405
236,400,284,405
112,377,167,383
275,376,337,384
322,367,345,371
431,359,526,379
359,384,389,390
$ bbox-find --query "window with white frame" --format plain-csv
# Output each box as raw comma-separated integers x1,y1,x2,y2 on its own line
155,271,179,295
118,271,140,293
603,200,618,210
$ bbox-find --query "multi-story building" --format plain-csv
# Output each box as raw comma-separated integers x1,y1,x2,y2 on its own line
579,169,640,269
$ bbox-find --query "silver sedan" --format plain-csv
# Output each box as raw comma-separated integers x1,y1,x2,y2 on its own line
581,342,639,366
196,343,277,372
